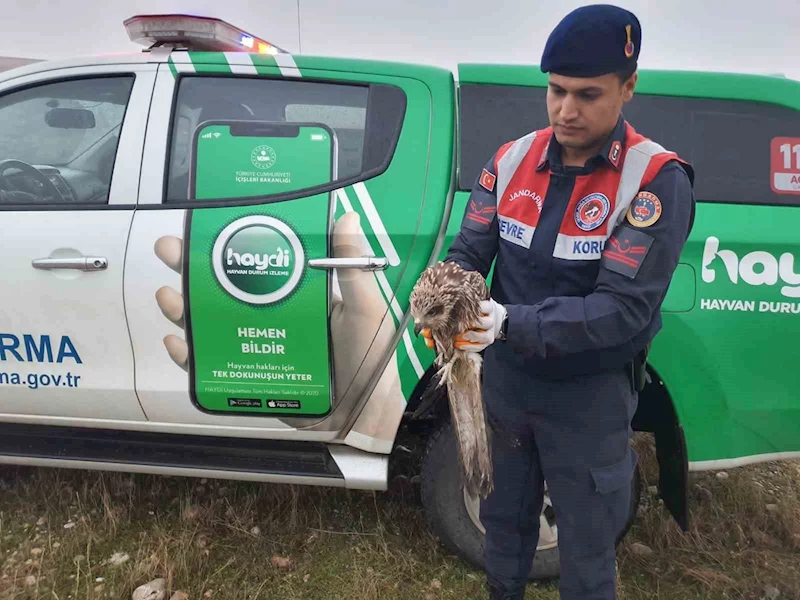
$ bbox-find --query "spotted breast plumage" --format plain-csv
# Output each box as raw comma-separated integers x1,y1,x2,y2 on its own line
409,261,493,498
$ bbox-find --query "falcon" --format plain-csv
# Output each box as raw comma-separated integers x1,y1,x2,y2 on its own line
409,261,494,499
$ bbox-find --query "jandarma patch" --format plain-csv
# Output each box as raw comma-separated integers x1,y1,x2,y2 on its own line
626,192,662,228
574,193,610,231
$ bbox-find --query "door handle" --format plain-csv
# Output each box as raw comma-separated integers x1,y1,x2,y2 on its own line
32,256,108,271
307,257,388,271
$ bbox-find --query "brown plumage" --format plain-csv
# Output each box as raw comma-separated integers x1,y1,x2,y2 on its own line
409,261,493,499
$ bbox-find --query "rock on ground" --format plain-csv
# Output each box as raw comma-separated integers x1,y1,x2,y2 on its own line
629,542,654,558
763,585,781,600
132,578,167,600
109,551,130,566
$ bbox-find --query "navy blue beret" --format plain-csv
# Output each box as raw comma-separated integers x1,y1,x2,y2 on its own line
541,4,641,77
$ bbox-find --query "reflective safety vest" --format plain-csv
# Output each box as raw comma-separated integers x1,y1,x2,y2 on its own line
491,123,691,262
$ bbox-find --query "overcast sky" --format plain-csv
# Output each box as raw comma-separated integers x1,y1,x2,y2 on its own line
2,0,799,80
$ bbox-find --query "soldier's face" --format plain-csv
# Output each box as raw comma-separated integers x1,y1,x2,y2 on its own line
546,72,637,150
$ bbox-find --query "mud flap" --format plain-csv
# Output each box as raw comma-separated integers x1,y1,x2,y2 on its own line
631,369,690,532
654,421,689,531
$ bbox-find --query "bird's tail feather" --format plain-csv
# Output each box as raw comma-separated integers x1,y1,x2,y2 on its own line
444,351,494,499
465,352,493,499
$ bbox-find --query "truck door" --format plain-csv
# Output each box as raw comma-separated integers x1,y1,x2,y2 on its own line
125,51,452,448
0,63,155,421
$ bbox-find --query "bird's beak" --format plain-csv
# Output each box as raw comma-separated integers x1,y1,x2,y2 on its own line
413,322,422,336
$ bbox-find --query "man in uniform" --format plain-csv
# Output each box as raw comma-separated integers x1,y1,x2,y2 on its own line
422,4,696,599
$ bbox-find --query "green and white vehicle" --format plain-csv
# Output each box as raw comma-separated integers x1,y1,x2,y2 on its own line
0,14,798,581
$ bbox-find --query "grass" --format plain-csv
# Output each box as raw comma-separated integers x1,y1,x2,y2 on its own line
0,433,798,600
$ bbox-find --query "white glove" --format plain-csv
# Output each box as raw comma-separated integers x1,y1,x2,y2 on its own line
455,299,507,353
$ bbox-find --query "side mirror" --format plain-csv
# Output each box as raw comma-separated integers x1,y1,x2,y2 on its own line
45,107,96,129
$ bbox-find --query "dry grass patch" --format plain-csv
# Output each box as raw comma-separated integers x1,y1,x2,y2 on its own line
0,433,797,599
619,435,800,599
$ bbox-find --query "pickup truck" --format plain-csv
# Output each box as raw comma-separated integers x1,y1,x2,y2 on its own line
0,14,798,582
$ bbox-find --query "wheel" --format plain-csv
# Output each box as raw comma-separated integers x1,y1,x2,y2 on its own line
419,420,641,582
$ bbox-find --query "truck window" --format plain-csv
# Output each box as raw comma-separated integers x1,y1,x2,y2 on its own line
166,76,405,203
458,83,800,207
0,76,134,205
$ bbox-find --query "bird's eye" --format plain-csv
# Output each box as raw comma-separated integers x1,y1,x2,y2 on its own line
428,305,444,316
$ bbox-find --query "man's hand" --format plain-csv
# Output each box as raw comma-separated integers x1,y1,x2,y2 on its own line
420,299,507,354
455,299,507,352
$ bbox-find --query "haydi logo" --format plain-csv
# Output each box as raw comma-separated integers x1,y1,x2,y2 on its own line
223,225,294,297
226,247,291,270
212,215,305,305
702,236,800,298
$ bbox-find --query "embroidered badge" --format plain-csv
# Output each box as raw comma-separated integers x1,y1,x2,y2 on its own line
466,198,495,229
574,193,611,231
626,191,662,228
479,168,496,192
601,226,654,279
608,141,622,168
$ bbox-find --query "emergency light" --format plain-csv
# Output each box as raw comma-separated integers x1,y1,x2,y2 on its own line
123,14,286,54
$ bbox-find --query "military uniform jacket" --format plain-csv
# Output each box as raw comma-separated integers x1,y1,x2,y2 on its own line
446,116,696,378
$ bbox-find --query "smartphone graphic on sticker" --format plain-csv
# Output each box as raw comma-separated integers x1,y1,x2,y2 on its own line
184,120,337,417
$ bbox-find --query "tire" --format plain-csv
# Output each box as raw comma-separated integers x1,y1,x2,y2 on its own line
419,420,641,582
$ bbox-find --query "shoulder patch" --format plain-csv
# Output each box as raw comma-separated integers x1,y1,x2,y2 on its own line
479,168,496,192
601,226,654,279
626,191,662,228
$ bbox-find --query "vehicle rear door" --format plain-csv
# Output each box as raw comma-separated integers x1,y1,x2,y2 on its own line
0,61,155,421
125,51,452,448
616,73,800,469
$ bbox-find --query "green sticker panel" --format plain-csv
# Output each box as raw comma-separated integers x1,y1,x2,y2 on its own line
185,121,334,416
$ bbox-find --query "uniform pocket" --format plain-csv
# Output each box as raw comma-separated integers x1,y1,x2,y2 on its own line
590,446,638,495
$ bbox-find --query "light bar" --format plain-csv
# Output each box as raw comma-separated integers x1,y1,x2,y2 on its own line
123,14,286,54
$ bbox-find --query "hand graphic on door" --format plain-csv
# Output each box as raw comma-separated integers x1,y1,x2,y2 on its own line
153,211,397,405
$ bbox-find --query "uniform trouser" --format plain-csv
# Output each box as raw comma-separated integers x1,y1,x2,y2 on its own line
479,363,639,600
